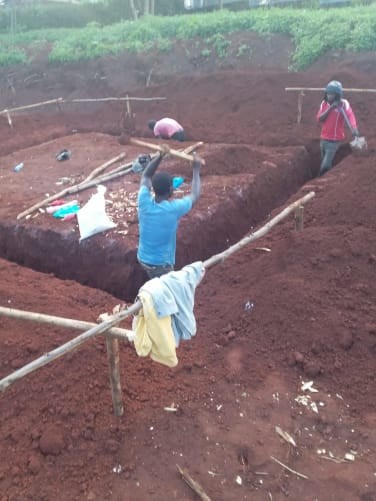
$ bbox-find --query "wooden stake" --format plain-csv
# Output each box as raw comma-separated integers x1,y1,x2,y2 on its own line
297,90,304,124
176,465,212,501
0,305,133,341
294,205,304,231
6,111,13,129
130,138,206,165
125,94,131,116
204,192,315,269
106,337,124,416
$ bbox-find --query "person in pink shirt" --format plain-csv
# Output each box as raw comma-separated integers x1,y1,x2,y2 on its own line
148,117,185,141
316,80,359,176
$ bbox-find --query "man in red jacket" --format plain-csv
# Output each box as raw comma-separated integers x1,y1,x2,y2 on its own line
316,80,359,176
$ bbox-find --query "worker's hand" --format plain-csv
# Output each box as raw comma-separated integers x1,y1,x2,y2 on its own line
159,144,170,157
330,101,340,109
352,128,359,138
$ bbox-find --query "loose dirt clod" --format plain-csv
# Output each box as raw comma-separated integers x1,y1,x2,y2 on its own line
39,427,65,456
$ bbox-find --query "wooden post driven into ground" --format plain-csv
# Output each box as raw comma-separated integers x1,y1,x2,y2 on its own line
106,337,124,416
0,191,315,415
285,87,376,123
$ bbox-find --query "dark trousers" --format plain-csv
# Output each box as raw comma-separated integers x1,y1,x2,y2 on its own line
320,139,340,176
171,130,185,142
139,261,174,279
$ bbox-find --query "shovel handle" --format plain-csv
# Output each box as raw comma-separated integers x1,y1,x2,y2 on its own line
130,138,205,165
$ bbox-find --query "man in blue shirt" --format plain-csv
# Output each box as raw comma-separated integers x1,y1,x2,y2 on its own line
137,146,202,279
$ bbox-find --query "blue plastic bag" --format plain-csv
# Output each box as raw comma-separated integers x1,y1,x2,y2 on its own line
172,177,184,189
53,204,80,218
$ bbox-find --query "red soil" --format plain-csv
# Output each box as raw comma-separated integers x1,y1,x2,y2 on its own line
0,52,375,501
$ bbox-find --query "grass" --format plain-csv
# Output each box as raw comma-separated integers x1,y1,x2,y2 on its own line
1,5,376,69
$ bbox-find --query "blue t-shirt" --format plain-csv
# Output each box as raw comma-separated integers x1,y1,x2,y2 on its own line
137,185,193,266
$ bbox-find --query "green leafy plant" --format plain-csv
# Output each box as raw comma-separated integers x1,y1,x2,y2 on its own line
201,48,212,58
236,43,249,57
0,4,376,69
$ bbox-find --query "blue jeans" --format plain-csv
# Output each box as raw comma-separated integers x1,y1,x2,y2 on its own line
320,139,340,176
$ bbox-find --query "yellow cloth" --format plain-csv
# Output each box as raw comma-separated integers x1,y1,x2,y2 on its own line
134,290,178,367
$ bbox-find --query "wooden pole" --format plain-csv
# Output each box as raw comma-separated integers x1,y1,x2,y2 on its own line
66,97,166,103
82,152,126,184
17,153,128,220
106,337,124,416
176,465,212,501
286,87,376,93
0,97,166,118
1,191,315,394
125,94,131,116
203,191,315,269
0,97,64,115
297,90,304,124
183,141,204,154
0,305,133,341
130,138,206,165
0,301,141,392
294,205,304,231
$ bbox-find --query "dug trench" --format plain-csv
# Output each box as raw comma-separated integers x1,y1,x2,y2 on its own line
0,138,351,302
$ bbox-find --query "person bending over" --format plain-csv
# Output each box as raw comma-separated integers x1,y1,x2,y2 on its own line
148,117,185,142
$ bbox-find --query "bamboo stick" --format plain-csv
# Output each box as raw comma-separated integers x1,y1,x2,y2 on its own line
67,97,166,103
203,191,315,269
0,306,133,341
0,97,63,115
176,465,212,501
17,153,128,220
0,96,165,117
82,152,126,184
0,191,315,393
106,337,124,417
286,87,376,92
0,301,141,392
130,138,206,165
182,141,204,154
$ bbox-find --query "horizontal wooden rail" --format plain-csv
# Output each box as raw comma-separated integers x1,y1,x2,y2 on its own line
286,87,376,93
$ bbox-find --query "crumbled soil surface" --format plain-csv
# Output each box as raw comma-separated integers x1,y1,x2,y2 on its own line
0,38,376,501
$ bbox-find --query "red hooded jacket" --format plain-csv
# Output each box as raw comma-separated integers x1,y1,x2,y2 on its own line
316,99,357,141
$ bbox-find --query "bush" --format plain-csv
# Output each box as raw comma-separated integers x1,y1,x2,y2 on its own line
2,3,376,69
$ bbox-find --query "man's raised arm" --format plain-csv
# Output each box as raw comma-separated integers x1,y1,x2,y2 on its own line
189,155,202,206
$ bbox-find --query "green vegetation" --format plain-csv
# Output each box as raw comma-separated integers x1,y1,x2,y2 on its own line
1,4,376,69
